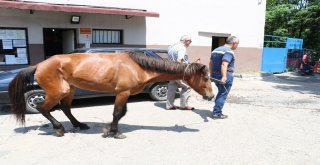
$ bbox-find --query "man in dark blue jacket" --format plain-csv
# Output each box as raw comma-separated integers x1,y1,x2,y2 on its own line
209,36,239,119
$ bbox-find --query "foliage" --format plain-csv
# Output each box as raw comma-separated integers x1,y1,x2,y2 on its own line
265,0,320,62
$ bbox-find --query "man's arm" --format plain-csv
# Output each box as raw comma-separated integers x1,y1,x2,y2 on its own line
220,61,229,84
177,48,186,64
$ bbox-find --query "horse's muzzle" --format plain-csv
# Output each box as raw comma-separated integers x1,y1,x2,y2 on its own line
203,93,215,101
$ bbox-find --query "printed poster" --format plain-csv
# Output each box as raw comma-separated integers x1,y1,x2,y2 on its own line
13,39,27,47
5,55,16,64
2,40,13,49
17,48,27,57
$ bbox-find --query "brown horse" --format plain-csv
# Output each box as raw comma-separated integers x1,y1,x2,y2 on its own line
8,52,214,139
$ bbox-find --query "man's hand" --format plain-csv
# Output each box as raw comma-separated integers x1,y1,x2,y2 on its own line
220,76,227,84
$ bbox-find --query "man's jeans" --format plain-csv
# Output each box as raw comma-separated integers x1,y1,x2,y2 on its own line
166,80,190,109
212,73,233,115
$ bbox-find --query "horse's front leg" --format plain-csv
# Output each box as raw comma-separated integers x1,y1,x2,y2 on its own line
60,87,90,130
102,91,130,139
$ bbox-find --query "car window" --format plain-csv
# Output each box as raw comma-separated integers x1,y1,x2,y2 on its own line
0,69,22,79
88,50,117,53
146,50,168,59
70,48,168,59
143,50,161,59
70,49,87,53
156,52,169,59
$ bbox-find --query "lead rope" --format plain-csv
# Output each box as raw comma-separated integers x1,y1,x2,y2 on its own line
210,77,229,95
182,64,190,81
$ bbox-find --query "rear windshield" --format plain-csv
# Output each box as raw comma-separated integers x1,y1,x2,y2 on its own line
0,69,21,79
70,49,87,53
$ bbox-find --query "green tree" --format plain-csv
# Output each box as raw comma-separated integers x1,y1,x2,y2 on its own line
265,0,320,61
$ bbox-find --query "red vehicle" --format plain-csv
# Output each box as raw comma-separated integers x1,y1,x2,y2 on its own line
314,60,320,73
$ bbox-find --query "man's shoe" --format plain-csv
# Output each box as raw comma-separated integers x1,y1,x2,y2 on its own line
212,114,228,119
166,105,180,110
179,106,195,110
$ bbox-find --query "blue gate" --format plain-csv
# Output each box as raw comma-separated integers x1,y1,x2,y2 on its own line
261,35,303,73
261,48,288,72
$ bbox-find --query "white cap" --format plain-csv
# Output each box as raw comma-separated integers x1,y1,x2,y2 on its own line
180,35,191,41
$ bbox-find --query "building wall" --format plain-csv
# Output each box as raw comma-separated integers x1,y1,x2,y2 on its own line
1,0,266,72
24,0,266,47
0,8,147,45
0,8,147,70
143,0,266,72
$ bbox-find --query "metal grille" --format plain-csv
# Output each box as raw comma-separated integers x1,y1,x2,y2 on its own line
92,29,122,44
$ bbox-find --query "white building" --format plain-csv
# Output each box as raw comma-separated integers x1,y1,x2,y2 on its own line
0,0,266,72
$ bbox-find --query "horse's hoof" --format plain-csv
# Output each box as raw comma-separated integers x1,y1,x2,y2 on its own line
101,131,114,138
114,132,126,139
101,131,126,139
55,128,65,137
78,123,90,130
102,126,110,134
101,133,109,138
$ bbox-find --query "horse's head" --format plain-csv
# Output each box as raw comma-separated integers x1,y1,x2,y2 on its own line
184,64,215,101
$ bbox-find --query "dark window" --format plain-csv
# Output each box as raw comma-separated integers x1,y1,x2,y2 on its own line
92,29,122,44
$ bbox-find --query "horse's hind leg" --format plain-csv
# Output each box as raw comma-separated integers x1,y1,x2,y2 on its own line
60,86,90,130
36,78,72,137
36,95,66,137
102,91,129,139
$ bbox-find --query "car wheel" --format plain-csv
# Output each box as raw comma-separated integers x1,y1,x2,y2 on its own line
24,90,45,114
149,83,168,101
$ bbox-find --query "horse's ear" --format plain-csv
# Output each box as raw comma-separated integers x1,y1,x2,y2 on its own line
200,65,206,71
199,65,207,75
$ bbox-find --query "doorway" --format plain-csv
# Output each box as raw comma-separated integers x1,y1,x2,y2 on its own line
43,28,76,59
211,36,227,51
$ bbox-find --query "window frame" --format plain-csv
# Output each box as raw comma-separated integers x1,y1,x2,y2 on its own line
91,29,123,44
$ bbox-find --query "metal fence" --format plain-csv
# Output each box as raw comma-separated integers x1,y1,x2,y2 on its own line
261,35,304,73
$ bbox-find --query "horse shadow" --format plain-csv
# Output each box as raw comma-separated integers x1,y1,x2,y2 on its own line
154,102,212,122
13,102,211,136
14,121,199,136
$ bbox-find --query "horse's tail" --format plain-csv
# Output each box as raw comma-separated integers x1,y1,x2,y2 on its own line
8,66,37,125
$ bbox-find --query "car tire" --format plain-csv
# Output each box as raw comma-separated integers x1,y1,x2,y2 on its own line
24,89,45,114
149,83,168,101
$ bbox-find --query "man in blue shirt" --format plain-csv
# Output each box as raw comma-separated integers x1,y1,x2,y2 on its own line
209,36,239,119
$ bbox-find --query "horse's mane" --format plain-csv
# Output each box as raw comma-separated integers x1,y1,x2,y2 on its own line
128,52,208,75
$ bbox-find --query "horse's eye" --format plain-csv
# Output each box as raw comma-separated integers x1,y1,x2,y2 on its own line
203,76,209,81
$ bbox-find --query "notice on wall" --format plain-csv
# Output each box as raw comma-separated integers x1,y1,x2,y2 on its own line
5,55,16,64
79,28,92,44
0,28,29,65
16,30,26,39
6,30,18,39
13,39,27,47
17,48,27,57
2,40,13,49
16,57,28,64
0,30,6,39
